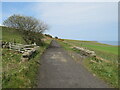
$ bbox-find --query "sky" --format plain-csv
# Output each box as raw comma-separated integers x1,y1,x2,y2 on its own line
1,1,118,41
1,0,119,2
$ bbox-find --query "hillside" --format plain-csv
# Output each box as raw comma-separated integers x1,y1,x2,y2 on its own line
1,26,118,88
1,26,52,88
1,26,26,44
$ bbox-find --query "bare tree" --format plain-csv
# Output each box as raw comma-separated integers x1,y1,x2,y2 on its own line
3,14,48,33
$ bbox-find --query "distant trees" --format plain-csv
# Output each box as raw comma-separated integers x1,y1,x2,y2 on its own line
45,34,52,38
55,36,58,39
3,14,48,45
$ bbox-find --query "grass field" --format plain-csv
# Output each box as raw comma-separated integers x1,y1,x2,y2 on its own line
58,39,118,88
1,26,52,88
63,39,118,63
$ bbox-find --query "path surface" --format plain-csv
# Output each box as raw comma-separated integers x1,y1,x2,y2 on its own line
37,40,109,88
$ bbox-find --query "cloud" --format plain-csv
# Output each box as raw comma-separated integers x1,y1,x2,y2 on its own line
2,2,118,26
31,2,117,41
32,2,117,26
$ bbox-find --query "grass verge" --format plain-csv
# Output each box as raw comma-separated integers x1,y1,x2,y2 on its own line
2,39,52,88
58,39,118,88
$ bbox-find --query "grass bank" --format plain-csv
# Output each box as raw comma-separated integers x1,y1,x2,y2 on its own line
2,39,52,88
1,26,26,44
1,26,52,88
58,39,118,88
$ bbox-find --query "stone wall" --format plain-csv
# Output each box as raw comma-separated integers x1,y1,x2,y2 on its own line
73,46,96,57
1,41,39,61
62,41,96,57
21,46,39,62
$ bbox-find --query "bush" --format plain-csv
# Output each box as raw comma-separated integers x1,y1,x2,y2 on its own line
55,36,58,39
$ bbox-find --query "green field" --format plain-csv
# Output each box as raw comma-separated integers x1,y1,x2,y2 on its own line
63,39,118,63
58,39,118,88
1,26,52,88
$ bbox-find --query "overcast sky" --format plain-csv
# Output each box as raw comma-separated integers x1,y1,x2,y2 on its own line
1,2,118,41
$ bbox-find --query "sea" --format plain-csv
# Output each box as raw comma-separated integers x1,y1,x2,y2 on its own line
98,41,119,46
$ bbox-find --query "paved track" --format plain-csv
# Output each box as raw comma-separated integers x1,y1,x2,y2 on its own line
37,40,109,88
